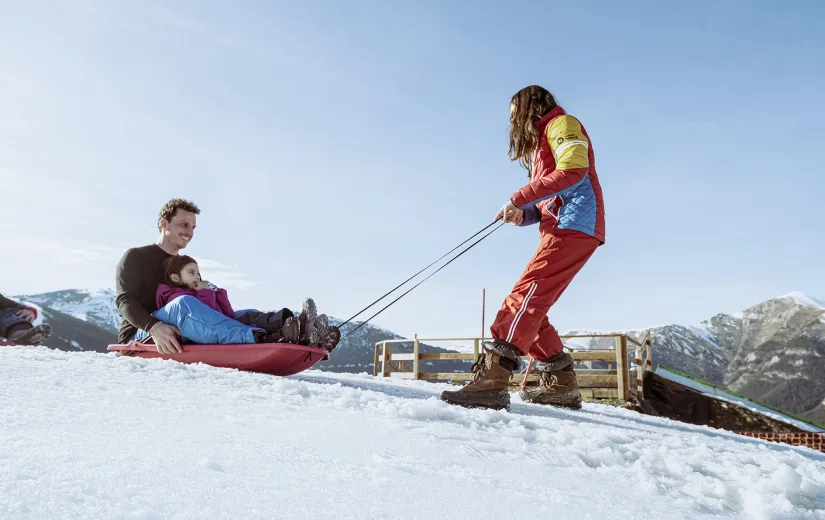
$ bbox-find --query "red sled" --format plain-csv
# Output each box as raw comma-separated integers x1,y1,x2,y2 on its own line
107,341,329,376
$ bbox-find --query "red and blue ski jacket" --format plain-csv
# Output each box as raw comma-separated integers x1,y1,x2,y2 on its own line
511,106,606,243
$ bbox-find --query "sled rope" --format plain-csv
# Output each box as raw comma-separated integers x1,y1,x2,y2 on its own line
336,220,503,331
340,221,505,339
520,356,535,390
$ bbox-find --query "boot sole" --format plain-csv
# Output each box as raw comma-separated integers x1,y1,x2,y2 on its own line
440,390,511,411
308,313,326,346
279,318,300,344
303,299,318,341
312,323,340,352
519,389,582,410
10,324,51,346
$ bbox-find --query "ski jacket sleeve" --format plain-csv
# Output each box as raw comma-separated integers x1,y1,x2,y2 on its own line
116,249,161,333
194,288,218,310
518,205,542,227
215,289,235,318
511,115,591,208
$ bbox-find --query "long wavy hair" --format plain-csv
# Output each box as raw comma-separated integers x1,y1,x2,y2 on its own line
508,85,557,177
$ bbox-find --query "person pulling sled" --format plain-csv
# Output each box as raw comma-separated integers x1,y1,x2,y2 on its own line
442,85,606,411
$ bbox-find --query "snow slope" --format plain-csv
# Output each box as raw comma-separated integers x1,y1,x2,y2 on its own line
1,348,824,519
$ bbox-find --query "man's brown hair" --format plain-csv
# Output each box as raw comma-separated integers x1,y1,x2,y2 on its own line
508,85,558,177
157,198,200,231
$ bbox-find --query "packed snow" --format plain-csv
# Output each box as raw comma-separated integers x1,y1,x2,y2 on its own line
1,347,824,520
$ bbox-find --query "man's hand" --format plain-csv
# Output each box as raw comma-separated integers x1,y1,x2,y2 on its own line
194,281,214,291
14,308,35,323
150,323,182,354
495,201,524,226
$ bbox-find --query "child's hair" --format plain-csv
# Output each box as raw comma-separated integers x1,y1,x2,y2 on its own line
161,255,198,288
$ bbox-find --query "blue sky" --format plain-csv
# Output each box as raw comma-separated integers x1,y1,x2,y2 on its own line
1,0,823,340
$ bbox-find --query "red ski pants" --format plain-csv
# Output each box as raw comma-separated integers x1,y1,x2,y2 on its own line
490,229,600,360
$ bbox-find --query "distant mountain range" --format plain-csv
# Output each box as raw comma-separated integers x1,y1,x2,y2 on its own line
567,292,825,424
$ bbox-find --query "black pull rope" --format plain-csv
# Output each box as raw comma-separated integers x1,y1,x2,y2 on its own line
341,221,505,339
336,220,502,330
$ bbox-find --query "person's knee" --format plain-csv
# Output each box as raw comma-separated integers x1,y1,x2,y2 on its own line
154,295,200,324
170,295,199,311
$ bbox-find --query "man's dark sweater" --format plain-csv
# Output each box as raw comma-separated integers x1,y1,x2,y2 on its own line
115,244,172,343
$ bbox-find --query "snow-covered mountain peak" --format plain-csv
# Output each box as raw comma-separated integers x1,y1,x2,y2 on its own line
780,291,825,310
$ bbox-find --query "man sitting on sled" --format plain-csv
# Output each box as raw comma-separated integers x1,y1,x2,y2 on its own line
0,293,51,345
115,198,340,355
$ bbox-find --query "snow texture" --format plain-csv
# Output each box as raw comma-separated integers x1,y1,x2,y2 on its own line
1,347,824,519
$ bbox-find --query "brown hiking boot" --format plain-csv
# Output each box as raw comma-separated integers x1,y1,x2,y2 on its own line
7,323,51,346
519,351,582,410
440,340,521,411
311,314,340,352
301,298,317,345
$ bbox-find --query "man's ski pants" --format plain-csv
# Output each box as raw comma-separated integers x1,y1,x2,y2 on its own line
490,228,600,361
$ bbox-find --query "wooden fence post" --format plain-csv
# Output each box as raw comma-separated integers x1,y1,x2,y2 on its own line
635,342,643,396
615,335,629,401
413,335,420,380
373,342,381,377
382,342,391,377
473,338,480,363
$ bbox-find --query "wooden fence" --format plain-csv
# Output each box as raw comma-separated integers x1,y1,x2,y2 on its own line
374,331,653,401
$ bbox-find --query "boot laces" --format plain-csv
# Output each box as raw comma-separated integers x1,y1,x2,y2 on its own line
470,354,488,382
539,370,558,388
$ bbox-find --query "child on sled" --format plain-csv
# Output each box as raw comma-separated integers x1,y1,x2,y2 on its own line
154,255,340,351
